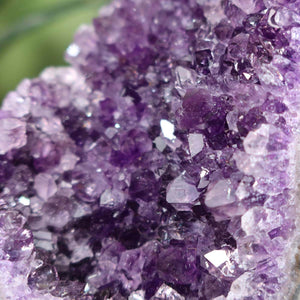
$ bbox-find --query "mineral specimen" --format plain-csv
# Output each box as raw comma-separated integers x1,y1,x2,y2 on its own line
0,0,300,299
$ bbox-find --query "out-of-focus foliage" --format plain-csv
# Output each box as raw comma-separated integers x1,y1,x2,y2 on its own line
0,0,108,102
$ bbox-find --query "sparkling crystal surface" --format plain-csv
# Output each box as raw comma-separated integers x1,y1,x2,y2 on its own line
1,0,300,299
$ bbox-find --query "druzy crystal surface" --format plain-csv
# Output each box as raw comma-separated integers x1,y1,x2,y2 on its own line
1,0,300,299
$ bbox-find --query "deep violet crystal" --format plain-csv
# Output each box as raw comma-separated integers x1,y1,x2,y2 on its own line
0,0,300,299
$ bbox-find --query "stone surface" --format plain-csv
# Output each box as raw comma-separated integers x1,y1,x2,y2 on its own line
0,0,300,299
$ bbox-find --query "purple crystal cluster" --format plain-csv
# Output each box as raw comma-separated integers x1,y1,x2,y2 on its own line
1,0,300,299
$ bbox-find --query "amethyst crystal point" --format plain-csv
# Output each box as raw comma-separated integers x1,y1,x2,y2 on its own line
1,0,300,299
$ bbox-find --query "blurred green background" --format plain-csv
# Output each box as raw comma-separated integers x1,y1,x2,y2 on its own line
0,0,108,102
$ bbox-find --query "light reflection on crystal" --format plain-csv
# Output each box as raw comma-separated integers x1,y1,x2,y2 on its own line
160,119,176,140
18,196,30,206
66,44,80,57
153,284,185,300
204,249,229,268
129,290,145,300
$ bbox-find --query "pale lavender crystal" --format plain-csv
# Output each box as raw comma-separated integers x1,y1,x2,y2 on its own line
205,179,236,208
0,112,26,155
0,0,300,299
166,174,200,210
151,284,185,300
34,173,57,201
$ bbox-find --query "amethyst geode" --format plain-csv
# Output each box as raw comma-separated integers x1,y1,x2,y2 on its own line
1,0,300,299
